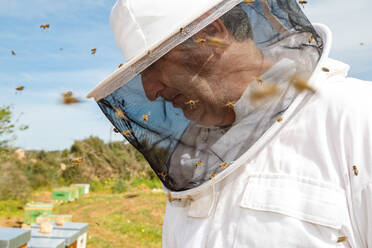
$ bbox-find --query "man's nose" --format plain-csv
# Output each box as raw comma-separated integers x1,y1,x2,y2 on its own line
142,76,166,101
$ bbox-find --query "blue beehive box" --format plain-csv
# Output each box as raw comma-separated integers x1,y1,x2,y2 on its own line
30,228,79,248
31,223,88,248
28,237,65,248
0,228,31,248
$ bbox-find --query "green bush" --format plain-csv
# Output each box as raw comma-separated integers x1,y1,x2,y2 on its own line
0,162,31,201
111,179,129,193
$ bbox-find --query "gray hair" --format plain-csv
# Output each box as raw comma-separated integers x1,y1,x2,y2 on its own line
220,5,253,41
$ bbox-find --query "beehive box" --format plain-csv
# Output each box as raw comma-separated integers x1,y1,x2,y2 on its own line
70,184,89,195
68,187,79,201
48,215,73,223
70,185,84,196
31,223,88,248
28,237,65,248
0,228,31,248
30,228,79,248
24,203,54,225
52,188,74,202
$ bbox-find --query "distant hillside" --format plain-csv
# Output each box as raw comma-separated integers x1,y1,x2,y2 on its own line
0,136,155,200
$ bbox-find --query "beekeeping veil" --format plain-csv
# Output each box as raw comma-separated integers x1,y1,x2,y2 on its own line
88,0,323,192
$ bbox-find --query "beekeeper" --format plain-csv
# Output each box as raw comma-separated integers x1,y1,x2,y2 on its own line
88,0,372,247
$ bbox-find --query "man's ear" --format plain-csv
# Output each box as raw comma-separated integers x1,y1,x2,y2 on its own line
202,19,230,57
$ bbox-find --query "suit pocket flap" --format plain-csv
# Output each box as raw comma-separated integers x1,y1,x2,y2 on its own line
240,174,347,229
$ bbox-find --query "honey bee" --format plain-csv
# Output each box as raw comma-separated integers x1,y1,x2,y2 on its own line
352,165,359,176
71,157,83,164
91,48,97,55
123,130,132,136
321,67,330,72
118,64,123,68
113,128,119,133
337,237,347,243
250,84,279,103
40,24,50,29
62,91,81,105
114,108,128,120
298,0,307,7
184,100,200,109
291,76,316,93
159,171,167,180
11,50,16,55
179,27,185,35
142,113,150,123
195,161,203,167
147,49,153,55
210,172,217,179
255,77,264,84
219,162,228,168
206,37,228,47
186,195,193,200
196,38,206,44
16,86,24,91
243,0,255,5
167,192,175,202
308,34,314,44
277,116,283,122
225,101,235,110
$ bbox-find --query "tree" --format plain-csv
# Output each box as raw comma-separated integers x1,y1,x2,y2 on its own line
0,106,28,147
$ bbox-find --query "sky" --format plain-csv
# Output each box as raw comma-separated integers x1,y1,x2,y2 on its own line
0,0,371,151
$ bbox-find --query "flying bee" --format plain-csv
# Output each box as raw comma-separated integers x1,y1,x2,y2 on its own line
210,172,217,179
16,86,24,91
40,24,50,29
62,91,81,105
219,162,228,168
298,0,307,7
123,130,132,136
118,64,123,68
11,50,16,55
250,84,279,103
322,67,330,72
206,37,228,47
243,0,255,5
71,157,83,164
91,48,97,55
308,34,314,44
195,161,203,167
179,27,185,35
159,171,167,180
142,113,150,123
184,100,199,109
352,165,359,176
291,76,316,93
114,108,128,120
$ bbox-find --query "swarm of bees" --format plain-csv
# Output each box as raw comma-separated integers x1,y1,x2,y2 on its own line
184,100,199,109
91,48,97,55
40,24,50,29
62,91,81,105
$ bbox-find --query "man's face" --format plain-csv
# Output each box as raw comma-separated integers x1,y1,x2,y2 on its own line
142,38,228,126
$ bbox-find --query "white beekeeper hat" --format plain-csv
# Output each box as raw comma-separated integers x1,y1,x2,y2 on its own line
87,0,243,101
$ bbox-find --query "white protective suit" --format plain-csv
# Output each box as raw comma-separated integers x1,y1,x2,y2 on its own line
86,0,372,247
162,24,372,248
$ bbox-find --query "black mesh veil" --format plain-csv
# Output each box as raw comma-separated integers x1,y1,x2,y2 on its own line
96,0,323,191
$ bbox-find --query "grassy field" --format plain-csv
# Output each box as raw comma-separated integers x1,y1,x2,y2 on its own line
0,181,166,248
